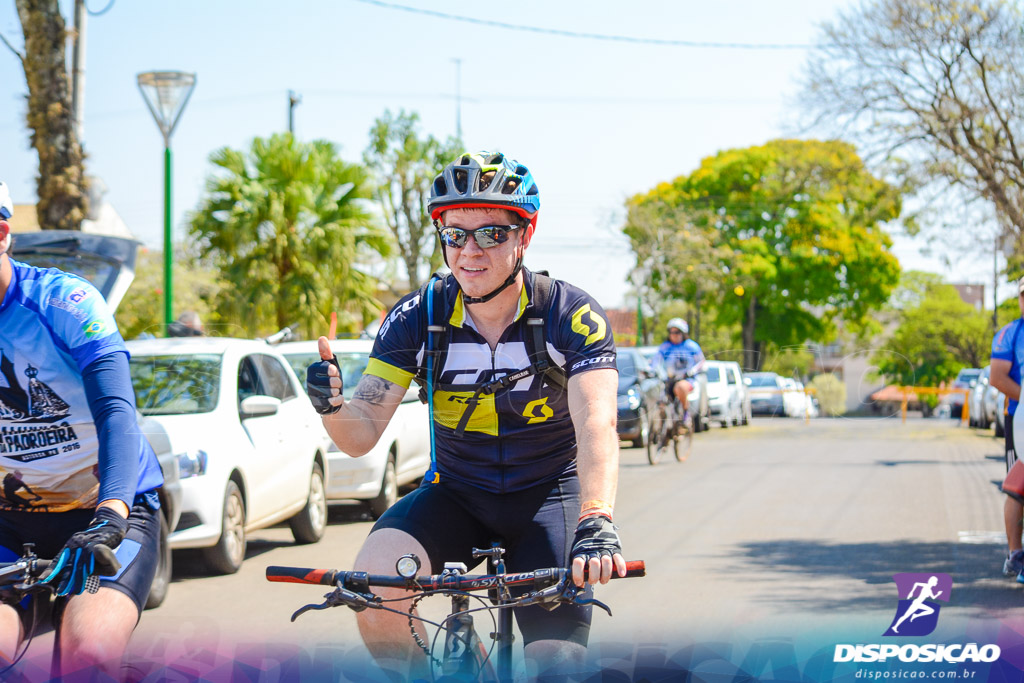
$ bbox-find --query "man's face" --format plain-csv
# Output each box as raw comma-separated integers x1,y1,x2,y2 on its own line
669,328,684,342
441,207,526,300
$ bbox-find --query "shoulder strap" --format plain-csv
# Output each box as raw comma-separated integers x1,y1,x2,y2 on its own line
525,272,568,392
415,274,451,402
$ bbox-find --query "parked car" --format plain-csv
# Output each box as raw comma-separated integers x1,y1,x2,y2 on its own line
615,348,664,451
277,339,431,519
704,360,748,427
968,366,992,428
746,372,786,416
11,230,181,608
126,338,328,574
948,367,982,418
636,345,711,432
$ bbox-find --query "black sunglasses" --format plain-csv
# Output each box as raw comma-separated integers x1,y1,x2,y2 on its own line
438,225,521,249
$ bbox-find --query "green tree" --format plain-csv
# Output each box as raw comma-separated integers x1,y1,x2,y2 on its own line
801,0,1024,259
807,373,847,417
4,1,88,230
872,279,990,387
626,139,903,371
190,133,390,338
116,247,223,340
364,110,461,290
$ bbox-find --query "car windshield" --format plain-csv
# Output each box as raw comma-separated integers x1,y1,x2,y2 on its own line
955,369,981,384
747,374,778,388
129,354,221,415
705,366,721,383
284,351,369,400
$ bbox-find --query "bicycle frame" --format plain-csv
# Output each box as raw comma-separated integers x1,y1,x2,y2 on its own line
267,549,646,682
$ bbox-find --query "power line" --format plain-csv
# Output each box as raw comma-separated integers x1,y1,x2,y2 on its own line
354,0,815,50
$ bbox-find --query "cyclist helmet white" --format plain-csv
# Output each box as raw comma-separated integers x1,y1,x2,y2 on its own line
0,181,12,221
667,318,688,334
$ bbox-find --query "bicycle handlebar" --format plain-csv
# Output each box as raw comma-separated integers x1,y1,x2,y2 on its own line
266,560,646,590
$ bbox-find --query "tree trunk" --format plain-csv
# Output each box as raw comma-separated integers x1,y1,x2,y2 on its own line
16,0,88,231
742,295,761,371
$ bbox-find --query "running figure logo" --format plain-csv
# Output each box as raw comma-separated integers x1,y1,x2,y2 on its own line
883,573,952,636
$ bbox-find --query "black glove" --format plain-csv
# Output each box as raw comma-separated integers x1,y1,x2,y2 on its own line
306,355,342,415
45,507,127,597
569,515,622,571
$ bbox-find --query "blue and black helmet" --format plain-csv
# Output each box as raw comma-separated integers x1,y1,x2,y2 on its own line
428,151,541,235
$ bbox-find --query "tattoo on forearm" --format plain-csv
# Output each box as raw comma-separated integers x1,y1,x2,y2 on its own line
354,376,394,405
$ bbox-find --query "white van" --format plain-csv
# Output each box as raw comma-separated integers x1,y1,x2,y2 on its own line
704,360,751,427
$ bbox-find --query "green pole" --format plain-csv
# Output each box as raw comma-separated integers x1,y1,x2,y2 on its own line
163,145,173,333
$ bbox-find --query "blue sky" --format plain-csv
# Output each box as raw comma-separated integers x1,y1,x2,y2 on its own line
0,0,1005,310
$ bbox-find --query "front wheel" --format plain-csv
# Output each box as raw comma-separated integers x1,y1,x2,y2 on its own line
202,480,246,575
289,462,327,544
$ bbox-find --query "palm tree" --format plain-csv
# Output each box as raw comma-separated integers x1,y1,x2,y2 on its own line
190,134,390,338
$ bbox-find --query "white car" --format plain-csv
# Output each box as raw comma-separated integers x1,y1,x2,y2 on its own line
126,338,329,574
703,360,750,427
277,339,431,519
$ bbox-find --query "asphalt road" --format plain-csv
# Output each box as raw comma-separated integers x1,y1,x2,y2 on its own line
16,415,1016,679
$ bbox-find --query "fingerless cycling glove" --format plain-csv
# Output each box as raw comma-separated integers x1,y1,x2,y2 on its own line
306,355,342,415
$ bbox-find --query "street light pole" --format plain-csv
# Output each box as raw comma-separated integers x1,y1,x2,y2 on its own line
137,71,196,333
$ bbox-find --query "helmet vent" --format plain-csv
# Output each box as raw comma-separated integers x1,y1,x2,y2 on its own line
433,178,448,196
485,153,504,164
453,169,469,193
515,165,527,175
478,171,496,192
458,155,471,165
502,179,519,194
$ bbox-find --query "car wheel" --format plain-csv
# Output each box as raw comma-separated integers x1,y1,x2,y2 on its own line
144,510,171,610
368,454,398,520
631,406,650,449
202,480,246,575
289,462,327,544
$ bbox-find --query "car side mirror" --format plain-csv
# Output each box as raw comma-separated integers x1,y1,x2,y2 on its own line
240,395,281,419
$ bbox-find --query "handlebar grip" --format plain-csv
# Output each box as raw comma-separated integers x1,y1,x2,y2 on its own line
266,566,338,586
619,560,645,578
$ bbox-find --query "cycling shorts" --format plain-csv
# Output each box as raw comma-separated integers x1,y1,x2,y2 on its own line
0,493,161,618
371,473,593,646
1007,415,1017,473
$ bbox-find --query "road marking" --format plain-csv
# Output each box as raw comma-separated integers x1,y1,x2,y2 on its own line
958,530,1006,544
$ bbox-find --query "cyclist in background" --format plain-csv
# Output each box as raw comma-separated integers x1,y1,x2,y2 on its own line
991,276,1024,581
307,151,626,680
656,318,705,425
0,182,164,676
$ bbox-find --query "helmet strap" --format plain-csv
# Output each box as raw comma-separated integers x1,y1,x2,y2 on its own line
462,240,525,305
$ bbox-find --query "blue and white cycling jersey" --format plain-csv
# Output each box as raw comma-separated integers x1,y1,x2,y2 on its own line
656,338,705,379
992,318,1024,417
0,259,162,513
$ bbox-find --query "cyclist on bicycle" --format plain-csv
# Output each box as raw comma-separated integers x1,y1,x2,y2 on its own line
307,151,627,679
0,182,164,676
656,318,705,425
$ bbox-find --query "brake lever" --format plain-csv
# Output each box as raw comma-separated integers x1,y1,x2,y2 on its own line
558,581,613,616
290,587,377,622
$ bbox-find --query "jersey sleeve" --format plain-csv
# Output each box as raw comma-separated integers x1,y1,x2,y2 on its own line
366,289,426,390
993,321,1018,362
551,284,617,378
44,275,126,372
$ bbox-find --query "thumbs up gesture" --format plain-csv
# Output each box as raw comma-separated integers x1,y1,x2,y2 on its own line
306,336,343,415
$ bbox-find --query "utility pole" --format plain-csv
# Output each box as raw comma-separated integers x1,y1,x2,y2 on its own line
452,58,462,140
71,0,87,140
288,90,302,135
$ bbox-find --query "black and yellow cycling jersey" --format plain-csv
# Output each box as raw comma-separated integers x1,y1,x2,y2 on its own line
366,269,617,494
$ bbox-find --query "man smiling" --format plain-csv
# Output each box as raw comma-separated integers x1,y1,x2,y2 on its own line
307,151,625,679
